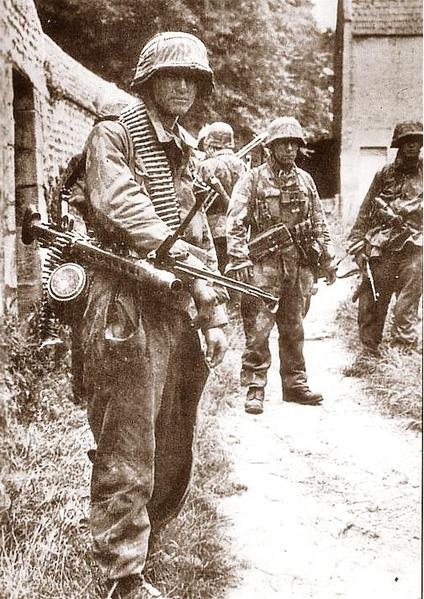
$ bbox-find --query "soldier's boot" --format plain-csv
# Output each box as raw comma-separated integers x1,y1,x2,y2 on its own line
283,385,323,406
106,574,168,599
347,345,380,376
244,386,265,415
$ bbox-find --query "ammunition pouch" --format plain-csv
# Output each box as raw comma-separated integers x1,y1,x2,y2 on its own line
248,223,293,261
291,220,322,270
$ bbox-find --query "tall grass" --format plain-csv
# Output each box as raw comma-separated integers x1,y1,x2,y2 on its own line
327,210,422,432
336,297,422,431
0,310,241,598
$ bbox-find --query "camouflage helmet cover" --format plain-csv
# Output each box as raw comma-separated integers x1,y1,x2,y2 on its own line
390,121,423,148
132,32,214,96
205,121,235,149
197,123,211,151
264,116,306,147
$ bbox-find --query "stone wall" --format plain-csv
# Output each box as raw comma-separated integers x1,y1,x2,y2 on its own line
0,0,134,317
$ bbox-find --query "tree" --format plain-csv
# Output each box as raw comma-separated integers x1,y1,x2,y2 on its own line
35,0,334,142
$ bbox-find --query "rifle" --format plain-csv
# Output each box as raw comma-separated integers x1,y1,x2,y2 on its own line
22,207,279,314
363,256,379,302
196,132,267,212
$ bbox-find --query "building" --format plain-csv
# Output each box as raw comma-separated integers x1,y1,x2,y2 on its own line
0,0,133,318
334,0,423,223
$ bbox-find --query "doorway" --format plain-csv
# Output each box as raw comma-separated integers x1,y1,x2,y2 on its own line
13,69,41,315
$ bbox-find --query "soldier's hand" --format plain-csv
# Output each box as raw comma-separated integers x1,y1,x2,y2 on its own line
325,267,337,286
204,327,228,368
354,251,367,270
191,279,218,328
167,238,190,259
227,263,254,283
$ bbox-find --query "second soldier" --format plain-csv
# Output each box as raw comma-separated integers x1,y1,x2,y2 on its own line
226,117,337,414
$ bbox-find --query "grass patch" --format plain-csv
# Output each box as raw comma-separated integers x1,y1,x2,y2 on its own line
328,211,422,433
0,311,241,598
335,297,422,431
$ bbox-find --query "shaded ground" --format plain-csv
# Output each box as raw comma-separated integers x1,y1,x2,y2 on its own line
219,280,421,599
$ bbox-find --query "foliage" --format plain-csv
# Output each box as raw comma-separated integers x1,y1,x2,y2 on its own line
2,308,73,423
34,0,334,143
337,298,422,431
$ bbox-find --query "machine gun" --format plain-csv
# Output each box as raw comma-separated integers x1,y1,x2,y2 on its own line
22,207,279,321
195,132,267,212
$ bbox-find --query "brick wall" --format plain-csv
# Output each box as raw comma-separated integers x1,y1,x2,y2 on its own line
0,0,134,317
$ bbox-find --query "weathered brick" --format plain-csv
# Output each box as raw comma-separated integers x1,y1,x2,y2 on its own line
1,0,135,315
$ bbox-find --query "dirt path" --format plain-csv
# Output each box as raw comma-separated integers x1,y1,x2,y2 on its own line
219,280,421,599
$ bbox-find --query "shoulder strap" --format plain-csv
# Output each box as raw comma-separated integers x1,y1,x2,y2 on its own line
119,101,181,232
247,166,260,225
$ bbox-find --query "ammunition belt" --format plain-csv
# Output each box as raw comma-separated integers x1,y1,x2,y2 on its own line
120,101,181,232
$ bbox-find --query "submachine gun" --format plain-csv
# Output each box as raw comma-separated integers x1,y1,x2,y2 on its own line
22,207,279,332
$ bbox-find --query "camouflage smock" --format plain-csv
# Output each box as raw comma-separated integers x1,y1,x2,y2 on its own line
226,156,334,272
197,149,246,238
348,154,423,257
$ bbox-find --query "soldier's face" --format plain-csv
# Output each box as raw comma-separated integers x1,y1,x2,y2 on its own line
271,139,299,167
399,139,422,161
151,70,198,118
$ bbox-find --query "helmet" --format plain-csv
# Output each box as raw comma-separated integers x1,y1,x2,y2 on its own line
205,122,235,149
390,121,423,148
264,117,306,147
197,123,210,151
132,32,213,96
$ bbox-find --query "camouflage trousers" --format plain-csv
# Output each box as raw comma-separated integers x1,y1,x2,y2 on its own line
78,273,208,580
358,244,422,351
240,247,315,393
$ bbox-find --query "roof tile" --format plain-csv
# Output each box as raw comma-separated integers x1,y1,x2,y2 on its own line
352,0,423,36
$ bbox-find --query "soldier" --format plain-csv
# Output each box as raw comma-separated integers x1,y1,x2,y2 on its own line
348,121,422,359
81,32,228,598
226,116,336,415
197,122,210,154
197,122,247,272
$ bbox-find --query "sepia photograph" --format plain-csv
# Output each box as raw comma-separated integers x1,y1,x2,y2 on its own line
0,0,422,597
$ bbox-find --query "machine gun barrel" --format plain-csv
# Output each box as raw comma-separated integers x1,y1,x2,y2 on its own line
170,259,279,312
